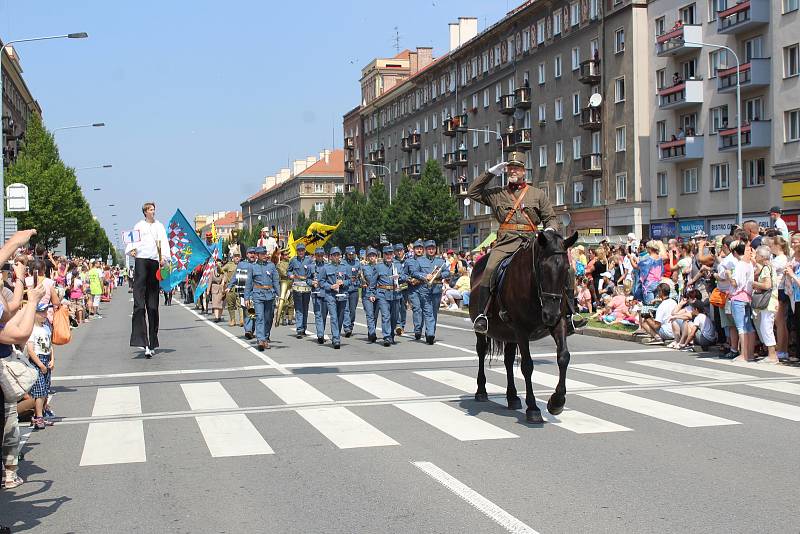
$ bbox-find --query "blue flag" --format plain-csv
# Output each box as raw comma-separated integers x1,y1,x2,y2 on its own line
193,238,222,298
159,209,212,292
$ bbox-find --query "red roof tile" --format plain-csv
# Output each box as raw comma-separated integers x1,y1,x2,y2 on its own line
297,150,344,177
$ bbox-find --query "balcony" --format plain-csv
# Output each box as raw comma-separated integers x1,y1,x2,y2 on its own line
501,129,516,152
401,136,412,152
455,149,468,166
717,58,770,94
443,152,457,169
443,114,468,136
451,182,469,197
514,128,532,150
345,183,356,194
658,136,705,161
717,0,769,35
344,160,355,172
655,24,703,57
578,59,601,84
658,79,703,110
409,132,421,149
344,137,355,149
368,148,385,164
514,86,531,109
581,153,602,176
579,107,602,131
718,120,771,152
402,163,422,178
498,94,516,115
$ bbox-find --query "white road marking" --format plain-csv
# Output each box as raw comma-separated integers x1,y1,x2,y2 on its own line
80,386,146,466
54,364,275,382
667,387,800,421
706,358,800,377
412,461,540,534
180,382,273,457
571,363,677,385
416,370,630,434
631,360,758,381
260,376,398,449
344,374,517,441
746,381,800,396
578,391,740,427
490,366,598,390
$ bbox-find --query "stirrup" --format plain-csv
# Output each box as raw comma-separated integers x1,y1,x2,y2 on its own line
473,314,489,334
570,313,588,329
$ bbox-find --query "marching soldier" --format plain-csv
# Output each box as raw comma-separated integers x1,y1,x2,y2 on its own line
310,248,328,344
405,239,426,340
229,247,256,338
319,247,349,349
341,245,362,338
275,249,295,326
288,242,314,339
244,246,280,350
393,243,410,336
360,247,380,343
221,252,241,326
413,240,450,345
374,245,407,347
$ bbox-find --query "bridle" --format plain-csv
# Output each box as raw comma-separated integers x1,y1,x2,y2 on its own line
531,236,569,316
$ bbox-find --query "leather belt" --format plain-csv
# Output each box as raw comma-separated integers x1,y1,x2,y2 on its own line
254,284,273,289
499,223,537,232
377,284,397,290
398,283,408,291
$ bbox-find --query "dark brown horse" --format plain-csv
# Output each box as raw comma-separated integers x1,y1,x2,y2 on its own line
469,230,578,423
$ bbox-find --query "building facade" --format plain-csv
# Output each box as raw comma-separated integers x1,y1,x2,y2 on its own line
196,211,243,241
648,0,800,238
240,149,344,237
2,41,42,169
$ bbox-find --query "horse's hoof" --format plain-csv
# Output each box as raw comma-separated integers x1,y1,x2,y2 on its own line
507,397,522,410
474,392,489,402
547,395,565,416
526,409,544,424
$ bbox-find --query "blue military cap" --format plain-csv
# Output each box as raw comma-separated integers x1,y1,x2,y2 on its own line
295,242,306,251
413,239,424,248
254,246,267,254
247,247,256,254
382,245,394,254
393,243,404,252
330,246,342,255
345,245,356,254
359,248,366,255
366,247,378,256
423,240,436,248
314,247,325,255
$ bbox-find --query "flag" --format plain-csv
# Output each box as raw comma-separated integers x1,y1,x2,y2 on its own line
211,222,218,242
291,221,340,254
160,209,212,292
194,238,222,297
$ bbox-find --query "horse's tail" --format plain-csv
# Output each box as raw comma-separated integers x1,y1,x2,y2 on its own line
486,337,506,366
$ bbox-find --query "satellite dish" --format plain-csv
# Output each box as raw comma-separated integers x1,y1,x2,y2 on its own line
559,212,572,228
463,198,471,206
588,93,603,108
513,108,525,121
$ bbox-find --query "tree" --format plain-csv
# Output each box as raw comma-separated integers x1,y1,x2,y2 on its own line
387,176,417,244
294,209,311,237
411,160,460,245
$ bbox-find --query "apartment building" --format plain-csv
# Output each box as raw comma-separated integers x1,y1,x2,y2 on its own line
648,0,800,238
2,41,42,169
344,1,652,248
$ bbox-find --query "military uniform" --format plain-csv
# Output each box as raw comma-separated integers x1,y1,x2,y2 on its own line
341,246,362,337
288,243,314,338
276,255,295,326
405,240,426,339
228,248,256,337
310,250,328,343
413,240,451,344
319,247,349,348
360,248,380,343
373,245,407,346
221,257,240,326
244,247,280,350
393,243,410,335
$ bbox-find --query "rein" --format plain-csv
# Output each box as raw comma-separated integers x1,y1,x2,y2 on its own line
531,238,568,313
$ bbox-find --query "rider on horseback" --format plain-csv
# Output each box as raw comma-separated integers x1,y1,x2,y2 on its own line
467,151,586,334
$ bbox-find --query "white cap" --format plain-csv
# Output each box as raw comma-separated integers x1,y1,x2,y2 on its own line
600,272,613,278
627,233,636,241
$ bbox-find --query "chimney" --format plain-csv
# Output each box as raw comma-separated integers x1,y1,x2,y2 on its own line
449,23,460,52
450,17,478,52
416,47,433,70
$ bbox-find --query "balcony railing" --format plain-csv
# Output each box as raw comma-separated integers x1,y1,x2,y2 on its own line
455,149,468,166
655,24,703,57
717,58,770,93
579,107,602,130
409,132,421,149
501,129,516,152
658,135,704,161
443,114,468,136
344,137,355,149
658,79,704,110
402,163,422,177
514,128,532,150
719,120,771,152
401,136,412,152
718,0,769,35
451,182,469,197
581,153,602,176
374,148,385,163
443,152,457,169
578,59,601,84
499,94,516,115
345,160,355,172
514,86,531,109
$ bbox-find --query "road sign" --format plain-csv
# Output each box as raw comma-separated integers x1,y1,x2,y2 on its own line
6,183,29,212
121,230,141,244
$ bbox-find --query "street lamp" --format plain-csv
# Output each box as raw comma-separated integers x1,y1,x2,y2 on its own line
684,40,743,225
0,31,88,244
53,122,105,133
75,164,113,171
363,163,393,202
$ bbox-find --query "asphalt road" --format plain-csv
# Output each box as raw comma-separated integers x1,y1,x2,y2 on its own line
2,288,799,533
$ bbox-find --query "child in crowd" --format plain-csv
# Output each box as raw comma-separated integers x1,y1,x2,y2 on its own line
27,304,54,430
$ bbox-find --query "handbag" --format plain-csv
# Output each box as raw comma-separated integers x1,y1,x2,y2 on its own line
0,347,39,401
52,306,72,345
751,266,773,311
709,287,728,308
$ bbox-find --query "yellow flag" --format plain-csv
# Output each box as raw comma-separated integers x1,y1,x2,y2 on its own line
287,231,297,258
211,222,218,242
294,221,340,254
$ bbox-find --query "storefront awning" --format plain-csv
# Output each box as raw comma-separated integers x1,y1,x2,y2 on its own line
472,232,496,252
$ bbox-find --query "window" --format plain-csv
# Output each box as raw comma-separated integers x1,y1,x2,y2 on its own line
570,2,579,26
472,130,479,148
710,105,729,134
555,140,564,163
555,98,563,121
615,126,626,152
573,182,583,204
708,0,725,21
494,45,501,66
745,97,763,123
654,17,665,36
553,13,562,35
571,47,580,70
656,69,666,90
541,183,550,200
483,89,489,108
314,202,325,212
592,178,602,205
745,158,766,187
555,183,566,206
539,145,548,167
590,0,599,19
786,109,800,141
786,0,799,13
784,44,799,78
424,117,428,133
335,184,344,194
614,28,625,54
682,168,698,194
538,63,546,84
471,93,478,110
572,92,580,115
614,77,625,102
681,59,696,80
554,55,562,78
573,136,582,160
657,172,668,197
679,3,696,24
615,173,627,201
709,49,729,78
538,104,547,122
484,125,490,144
711,163,729,191
314,183,324,193
537,20,546,44
433,144,437,159
744,36,763,62
522,30,530,52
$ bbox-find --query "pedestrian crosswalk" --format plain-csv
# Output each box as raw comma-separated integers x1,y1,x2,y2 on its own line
72,359,800,467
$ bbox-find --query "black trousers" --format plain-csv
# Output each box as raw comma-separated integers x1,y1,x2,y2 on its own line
131,258,160,348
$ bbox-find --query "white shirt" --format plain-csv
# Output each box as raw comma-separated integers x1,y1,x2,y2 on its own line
655,298,677,328
126,219,170,261
773,217,790,240
693,313,716,341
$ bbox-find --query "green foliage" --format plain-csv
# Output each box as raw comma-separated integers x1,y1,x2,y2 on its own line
5,115,115,259
294,209,311,237
387,176,417,244
411,160,461,245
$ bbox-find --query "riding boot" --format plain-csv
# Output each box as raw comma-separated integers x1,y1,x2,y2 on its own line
473,291,492,334
565,274,587,332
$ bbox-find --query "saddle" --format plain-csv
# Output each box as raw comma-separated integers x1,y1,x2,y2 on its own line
490,242,529,296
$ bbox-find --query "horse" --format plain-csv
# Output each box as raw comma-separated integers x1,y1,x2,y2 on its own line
469,230,578,424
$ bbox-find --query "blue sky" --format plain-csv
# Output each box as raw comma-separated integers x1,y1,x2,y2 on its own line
2,0,510,247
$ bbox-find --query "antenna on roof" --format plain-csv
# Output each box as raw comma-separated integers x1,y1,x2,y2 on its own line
392,26,401,54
